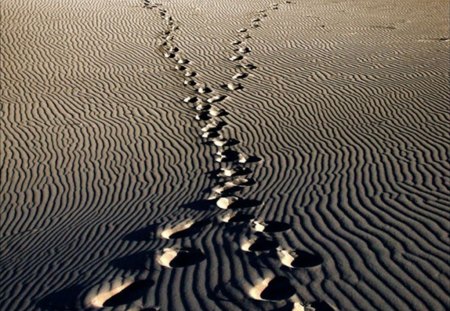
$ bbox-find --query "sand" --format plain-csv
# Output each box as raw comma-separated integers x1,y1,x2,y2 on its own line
1,0,449,310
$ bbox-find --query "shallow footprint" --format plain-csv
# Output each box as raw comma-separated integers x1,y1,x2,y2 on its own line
241,234,279,252
248,276,295,301
251,220,291,233
157,247,206,268
88,277,155,309
160,219,208,239
219,210,254,223
277,249,323,268
103,279,154,307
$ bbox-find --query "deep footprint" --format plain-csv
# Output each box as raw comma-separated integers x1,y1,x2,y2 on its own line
103,279,154,307
241,234,279,252
249,276,296,301
251,220,291,233
277,249,323,268
160,219,208,239
157,247,206,268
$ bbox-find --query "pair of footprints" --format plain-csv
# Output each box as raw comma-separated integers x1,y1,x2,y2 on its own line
85,214,323,310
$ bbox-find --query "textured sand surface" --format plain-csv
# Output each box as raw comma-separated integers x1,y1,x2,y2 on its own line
1,0,449,310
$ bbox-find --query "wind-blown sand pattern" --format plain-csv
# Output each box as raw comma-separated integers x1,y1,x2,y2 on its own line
1,0,449,310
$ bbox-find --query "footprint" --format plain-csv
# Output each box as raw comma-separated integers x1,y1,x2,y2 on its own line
183,78,197,86
277,249,323,268
175,64,186,71
183,95,198,103
160,219,208,239
237,63,257,70
164,52,176,58
238,153,262,164
157,247,206,268
202,131,221,139
236,46,252,54
201,119,226,133
213,148,240,164
221,82,243,91
217,196,240,209
102,279,154,307
216,166,252,178
87,277,154,309
196,84,213,94
248,276,295,301
208,106,226,117
232,73,249,80
229,55,244,61
251,220,291,233
195,111,211,121
176,57,189,64
184,69,197,77
207,94,227,103
241,234,279,252
209,178,243,196
195,101,211,111
219,210,254,223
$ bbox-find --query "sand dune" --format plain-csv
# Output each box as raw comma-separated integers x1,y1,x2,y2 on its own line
1,0,449,310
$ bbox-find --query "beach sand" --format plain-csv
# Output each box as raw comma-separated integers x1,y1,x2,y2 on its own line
1,0,449,310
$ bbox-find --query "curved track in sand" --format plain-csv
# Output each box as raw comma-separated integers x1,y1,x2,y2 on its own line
1,0,449,310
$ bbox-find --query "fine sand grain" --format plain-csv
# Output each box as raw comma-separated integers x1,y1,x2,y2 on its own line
1,0,449,310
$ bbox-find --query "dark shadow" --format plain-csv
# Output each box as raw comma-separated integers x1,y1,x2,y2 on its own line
270,302,299,311
252,221,291,233
259,277,295,301
226,212,254,223
103,279,154,307
123,223,159,241
201,132,221,141
37,284,86,311
232,199,262,209
288,250,324,268
167,248,206,267
246,234,279,252
195,111,211,121
245,155,263,163
111,251,155,271
224,138,240,147
310,301,336,311
181,199,215,211
236,64,257,70
196,86,213,94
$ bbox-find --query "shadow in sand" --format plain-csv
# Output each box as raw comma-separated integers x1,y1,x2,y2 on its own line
289,251,323,268
103,279,154,307
252,221,291,233
37,284,86,311
166,248,206,268
243,233,279,252
245,155,263,163
258,277,295,301
111,251,155,271
123,223,159,241
310,301,336,311
233,199,262,209
181,199,216,211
